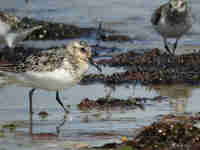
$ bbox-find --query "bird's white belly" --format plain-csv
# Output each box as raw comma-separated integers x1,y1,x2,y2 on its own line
155,17,190,38
16,69,78,91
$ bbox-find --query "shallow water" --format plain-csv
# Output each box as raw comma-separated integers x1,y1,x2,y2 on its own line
0,0,200,149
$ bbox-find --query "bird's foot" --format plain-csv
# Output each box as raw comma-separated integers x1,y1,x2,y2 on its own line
64,113,67,120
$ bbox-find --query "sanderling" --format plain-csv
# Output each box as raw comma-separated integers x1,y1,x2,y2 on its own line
0,40,101,119
151,0,192,55
0,11,42,48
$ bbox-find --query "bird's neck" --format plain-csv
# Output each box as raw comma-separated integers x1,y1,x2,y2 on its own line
76,58,88,75
63,56,88,80
166,9,188,24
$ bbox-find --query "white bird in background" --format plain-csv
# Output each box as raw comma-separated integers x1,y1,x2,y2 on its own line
0,20,42,48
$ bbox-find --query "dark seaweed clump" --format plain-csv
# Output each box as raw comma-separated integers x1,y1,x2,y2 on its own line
92,114,200,150
19,17,96,40
9,15,132,41
78,96,167,111
132,122,200,150
82,48,200,85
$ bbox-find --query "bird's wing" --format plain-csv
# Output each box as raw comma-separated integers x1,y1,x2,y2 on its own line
151,7,162,25
0,48,64,73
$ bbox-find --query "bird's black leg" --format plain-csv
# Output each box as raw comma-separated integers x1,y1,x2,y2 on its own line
173,39,178,55
29,88,36,117
56,116,67,136
56,91,69,114
29,88,36,135
164,39,173,55
96,21,106,46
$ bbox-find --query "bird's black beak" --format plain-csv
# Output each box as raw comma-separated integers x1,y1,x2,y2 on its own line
89,58,102,72
171,8,179,16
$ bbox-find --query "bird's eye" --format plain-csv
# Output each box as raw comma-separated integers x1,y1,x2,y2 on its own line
180,2,185,8
80,47,86,52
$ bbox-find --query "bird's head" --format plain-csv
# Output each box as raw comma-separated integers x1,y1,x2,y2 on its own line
67,40,102,72
69,40,91,61
169,0,188,15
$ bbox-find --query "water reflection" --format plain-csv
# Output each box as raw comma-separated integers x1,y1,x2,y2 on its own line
30,115,67,136
1,81,200,148
151,84,192,114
